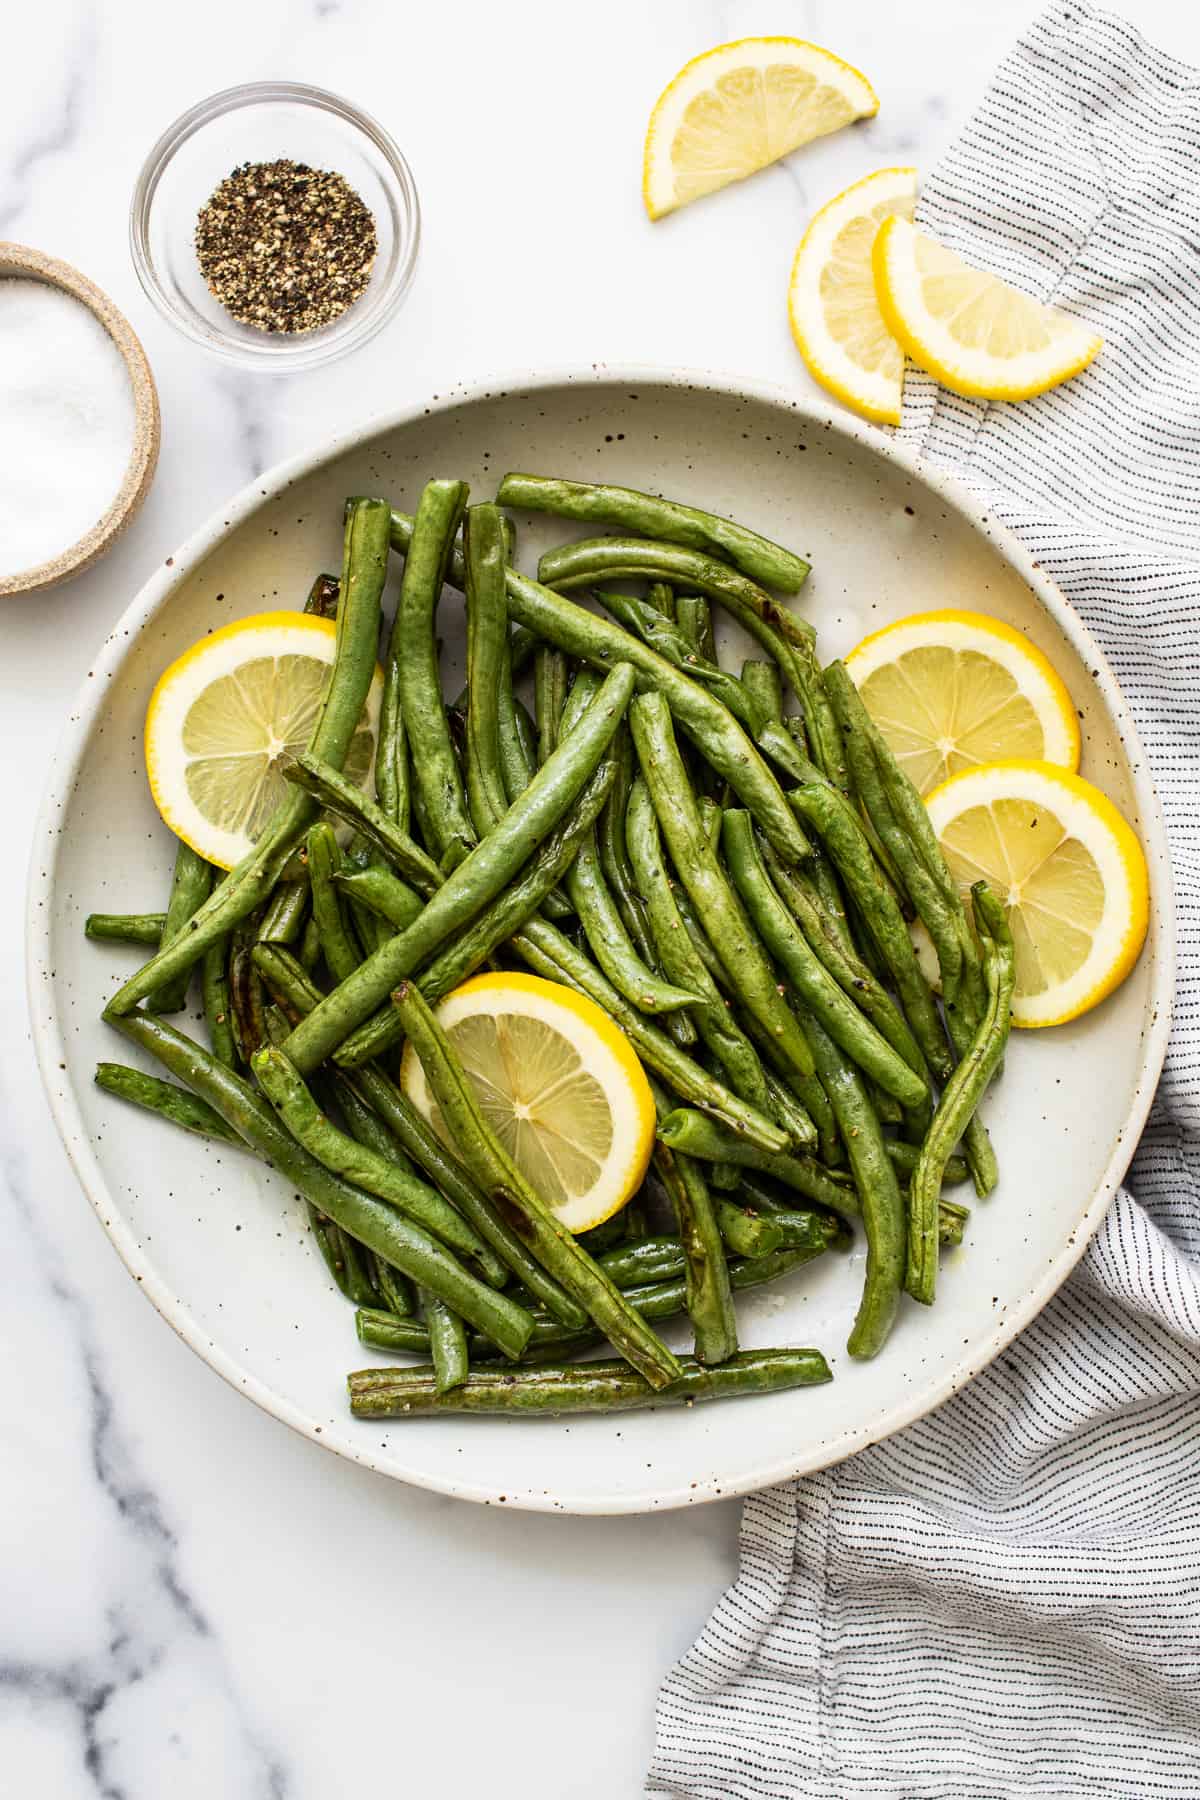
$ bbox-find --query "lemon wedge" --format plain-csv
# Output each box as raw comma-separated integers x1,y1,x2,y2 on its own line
846,609,1080,796
400,973,656,1232
872,216,1102,401
145,612,383,870
643,37,878,221
924,761,1148,1027
788,166,917,423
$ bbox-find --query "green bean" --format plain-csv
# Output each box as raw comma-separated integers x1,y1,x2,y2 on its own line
348,1066,586,1328
652,1142,737,1364
741,658,782,726
242,943,585,1325
85,912,165,946
538,537,813,648
886,1140,969,1186
715,1197,784,1260
533,646,568,768
565,828,699,1015
626,776,773,1120
656,1108,857,1223
497,474,810,593
331,1070,417,1172
374,1258,418,1318
391,479,474,869
721,811,928,1110
909,883,1014,1304
760,839,928,1085
646,581,675,620
414,762,615,1004
825,678,965,1003
475,1237,837,1362
228,924,267,1062
801,1009,905,1360
938,1197,970,1249
510,916,787,1151
252,1044,509,1285
286,664,636,1073
790,779,952,1081
94,1061,245,1145
733,1195,842,1255
392,980,683,1389
759,1070,818,1151
596,1236,687,1288
596,725,656,960
463,503,512,834
374,638,411,835
108,499,392,1016
348,1347,831,1417
329,1221,378,1307
457,551,812,864
825,661,986,1021
257,880,308,948
304,572,340,619
109,1008,533,1360
304,823,361,984
298,916,322,974
357,1308,430,1352
592,590,764,735
251,942,322,1014
497,628,536,805
332,867,422,933
675,594,715,661
630,692,815,1082
424,1294,469,1394
285,753,441,895
309,1205,358,1299
822,660,995,1187
145,843,213,1013
201,938,237,1068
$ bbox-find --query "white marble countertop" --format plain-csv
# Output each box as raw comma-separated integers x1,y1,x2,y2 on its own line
6,2,1198,1793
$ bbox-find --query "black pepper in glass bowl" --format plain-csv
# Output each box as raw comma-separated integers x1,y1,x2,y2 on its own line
130,82,420,372
195,159,378,335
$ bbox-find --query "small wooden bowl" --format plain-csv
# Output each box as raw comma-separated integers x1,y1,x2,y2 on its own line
0,244,160,597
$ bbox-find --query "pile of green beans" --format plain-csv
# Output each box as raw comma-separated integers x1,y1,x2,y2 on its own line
87,472,1014,1420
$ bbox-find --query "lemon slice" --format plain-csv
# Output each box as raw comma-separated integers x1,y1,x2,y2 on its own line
788,167,917,423
872,216,1102,401
924,761,1148,1027
643,38,878,221
846,609,1080,796
145,612,383,870
400,973,656,1232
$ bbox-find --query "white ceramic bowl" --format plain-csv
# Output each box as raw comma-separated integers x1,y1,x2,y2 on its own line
27,369,1173,1513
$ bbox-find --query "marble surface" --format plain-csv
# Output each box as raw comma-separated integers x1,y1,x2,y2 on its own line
5,2,1198,1794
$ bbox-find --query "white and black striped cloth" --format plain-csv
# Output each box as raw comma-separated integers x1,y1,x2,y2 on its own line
648,6,1200,1794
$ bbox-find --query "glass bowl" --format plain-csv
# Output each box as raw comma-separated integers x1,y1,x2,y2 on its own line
130,81,420,372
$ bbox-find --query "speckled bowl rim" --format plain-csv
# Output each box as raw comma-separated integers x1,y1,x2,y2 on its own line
0,243,160,597
26,365,1175,1513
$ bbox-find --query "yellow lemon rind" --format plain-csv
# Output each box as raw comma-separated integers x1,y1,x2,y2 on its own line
925,759,1148,1029
643,36,878,221
788,165,917,425
872,216,1102,402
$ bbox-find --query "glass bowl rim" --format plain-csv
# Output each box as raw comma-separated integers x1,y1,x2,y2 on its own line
129,79,420,372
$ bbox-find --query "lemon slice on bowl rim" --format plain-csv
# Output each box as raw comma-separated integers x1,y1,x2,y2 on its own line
846,608,1080,797
872,215,1102,401
643,37,878,220
788,166,917,424
400,972,656,1233
924,760,1148,1028
145,611,383,871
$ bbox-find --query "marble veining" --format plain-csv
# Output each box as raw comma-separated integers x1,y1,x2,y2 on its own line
6,1,1199,1794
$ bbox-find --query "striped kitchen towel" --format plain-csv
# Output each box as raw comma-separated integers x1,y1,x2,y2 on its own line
647,6,1200,1796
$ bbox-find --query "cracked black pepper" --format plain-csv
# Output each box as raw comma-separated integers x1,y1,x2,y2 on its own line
195,159,377,334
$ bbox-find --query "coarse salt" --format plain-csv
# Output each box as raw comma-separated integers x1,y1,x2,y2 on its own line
0,277,135,578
